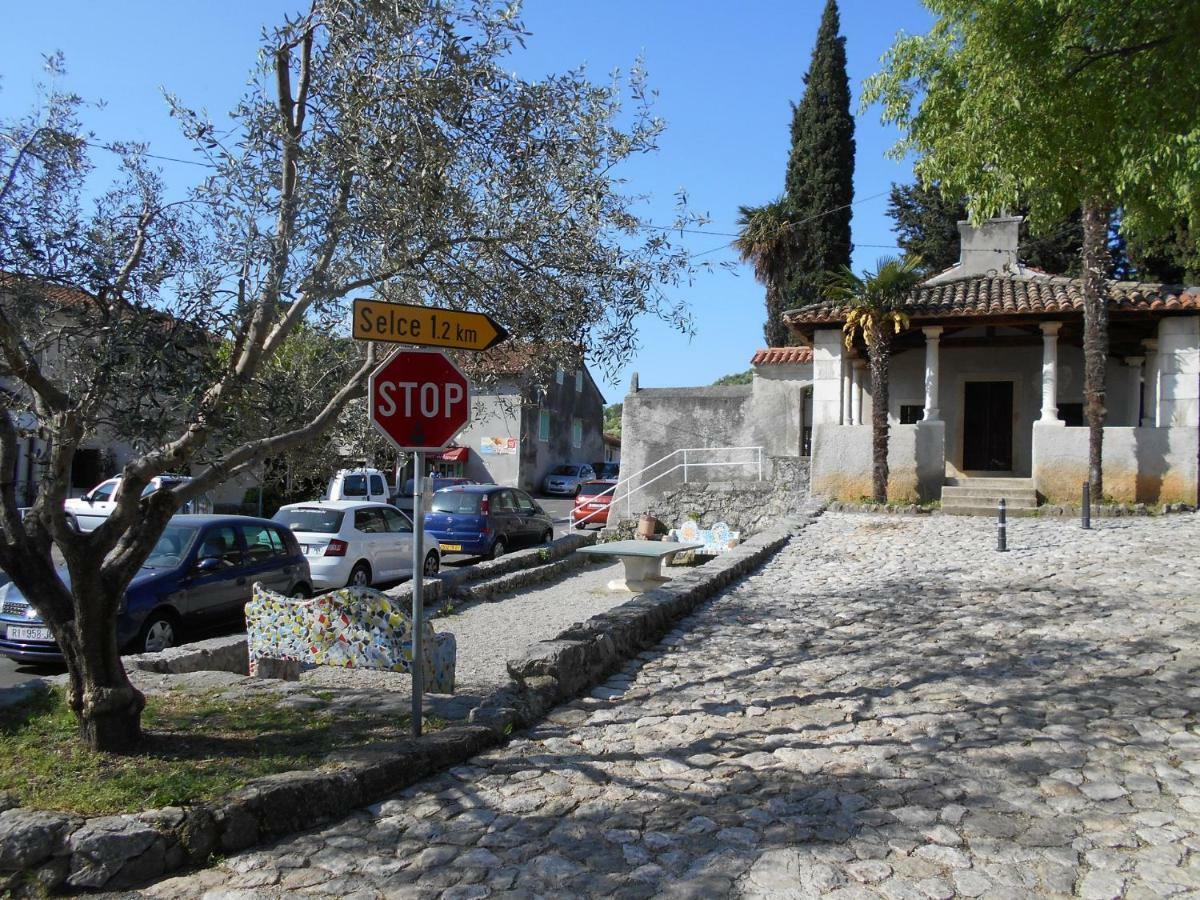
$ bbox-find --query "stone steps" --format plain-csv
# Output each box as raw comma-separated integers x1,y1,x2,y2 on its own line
940,478,1040,516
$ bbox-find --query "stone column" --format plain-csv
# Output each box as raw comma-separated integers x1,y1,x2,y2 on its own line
852,361,865,426
842,358,854,425
1039,322,1062,423
1125,356,1144,427
921,327,942,422
1142,338,1159,427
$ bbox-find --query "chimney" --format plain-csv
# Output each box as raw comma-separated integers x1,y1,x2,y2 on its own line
954,215,1022,278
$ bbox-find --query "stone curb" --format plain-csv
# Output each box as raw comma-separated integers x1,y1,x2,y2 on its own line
0,510,818,894
433,532,596,599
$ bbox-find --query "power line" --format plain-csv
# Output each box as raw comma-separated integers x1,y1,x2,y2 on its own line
87,140,215,168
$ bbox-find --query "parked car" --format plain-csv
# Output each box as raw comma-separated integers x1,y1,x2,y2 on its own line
394,476,477,513
572,480,615,528
272,500,439,590
64,474,212,533
424,485,554,559
592,462,620,482
0,515,310,662
541,464,596,496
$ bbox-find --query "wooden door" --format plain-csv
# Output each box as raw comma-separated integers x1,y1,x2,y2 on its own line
963,381,1014,471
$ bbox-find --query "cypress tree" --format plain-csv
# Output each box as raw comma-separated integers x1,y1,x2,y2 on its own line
783,0,855,312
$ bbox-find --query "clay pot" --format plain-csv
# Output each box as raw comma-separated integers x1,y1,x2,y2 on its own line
637,514,660,541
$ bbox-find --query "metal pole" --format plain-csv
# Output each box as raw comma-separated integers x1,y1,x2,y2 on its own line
1081,480,1091,530
997,498,1007,552
411,450,425,738
683,449,688,484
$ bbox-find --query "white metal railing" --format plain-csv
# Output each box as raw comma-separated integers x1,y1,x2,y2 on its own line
571,446,764,527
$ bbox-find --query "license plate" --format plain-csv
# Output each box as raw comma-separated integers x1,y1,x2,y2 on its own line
7,626,51,642
439,543,462,552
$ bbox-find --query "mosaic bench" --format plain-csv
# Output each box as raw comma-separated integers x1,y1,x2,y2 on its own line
245,584,456,693
666,519,741,555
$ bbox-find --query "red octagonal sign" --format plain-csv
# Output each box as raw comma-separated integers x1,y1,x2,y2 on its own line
368,348,472,452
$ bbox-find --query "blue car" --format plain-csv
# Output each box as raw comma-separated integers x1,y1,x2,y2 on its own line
0,515,311,663
424,485,554,559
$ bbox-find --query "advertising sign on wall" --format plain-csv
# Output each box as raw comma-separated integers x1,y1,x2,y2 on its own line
480,437,518,455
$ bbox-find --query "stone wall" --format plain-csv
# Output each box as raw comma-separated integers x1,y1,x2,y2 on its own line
608,457,809,536
1032,423,1199,504
810,423,944,503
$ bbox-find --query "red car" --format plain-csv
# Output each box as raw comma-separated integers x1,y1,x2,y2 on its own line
572,480,615,528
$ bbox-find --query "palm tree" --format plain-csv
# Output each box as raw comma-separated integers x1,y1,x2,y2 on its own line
735,199,796,347
823,255,924,502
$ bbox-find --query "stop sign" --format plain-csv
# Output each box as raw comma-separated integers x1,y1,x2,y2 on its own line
368,348,471,451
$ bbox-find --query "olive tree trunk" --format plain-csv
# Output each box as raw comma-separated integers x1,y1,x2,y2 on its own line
867,330,892,503
1081,200,1111,501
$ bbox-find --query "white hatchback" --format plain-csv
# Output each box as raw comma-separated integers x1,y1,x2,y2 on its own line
271,501,440,591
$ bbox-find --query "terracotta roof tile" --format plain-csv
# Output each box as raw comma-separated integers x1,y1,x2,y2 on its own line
783,274,1200,329
750,346,813,365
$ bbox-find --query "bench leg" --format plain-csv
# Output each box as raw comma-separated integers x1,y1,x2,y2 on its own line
606,555,670,592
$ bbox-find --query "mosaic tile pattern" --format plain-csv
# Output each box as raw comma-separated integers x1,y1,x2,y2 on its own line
245,584,456,693
669,519,740,554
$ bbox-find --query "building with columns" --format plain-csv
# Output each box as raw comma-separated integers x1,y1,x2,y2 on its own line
784,217,1200,508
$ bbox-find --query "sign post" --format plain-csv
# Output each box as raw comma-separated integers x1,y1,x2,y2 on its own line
410,451,425,737
366,348,473,738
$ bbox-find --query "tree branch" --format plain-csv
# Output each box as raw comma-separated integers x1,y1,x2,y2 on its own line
1066,35,1173,78
173,343,376,504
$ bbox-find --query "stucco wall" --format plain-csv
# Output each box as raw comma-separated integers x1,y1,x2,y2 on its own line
522,369,605,493
618,385,755,496
1033,423,1199,504
810,422,943,503
455,390,523,487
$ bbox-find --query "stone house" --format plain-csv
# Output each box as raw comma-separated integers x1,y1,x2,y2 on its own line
783,217,1200,508
448,348,606,493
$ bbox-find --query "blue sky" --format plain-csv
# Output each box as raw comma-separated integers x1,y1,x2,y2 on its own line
0,0,934,402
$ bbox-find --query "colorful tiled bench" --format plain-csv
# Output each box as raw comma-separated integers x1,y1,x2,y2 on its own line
666,519,741,555
245,584,456,693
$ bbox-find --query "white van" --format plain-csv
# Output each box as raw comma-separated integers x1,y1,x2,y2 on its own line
64,475,211,532
324,468,396,505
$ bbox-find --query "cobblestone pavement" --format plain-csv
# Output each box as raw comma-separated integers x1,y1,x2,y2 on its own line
134,513,1200,899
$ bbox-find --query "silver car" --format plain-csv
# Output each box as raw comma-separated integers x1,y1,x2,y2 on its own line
541,464,596,496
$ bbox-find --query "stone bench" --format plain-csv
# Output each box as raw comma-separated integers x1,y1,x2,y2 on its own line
245,584,456,693
666,519,741,555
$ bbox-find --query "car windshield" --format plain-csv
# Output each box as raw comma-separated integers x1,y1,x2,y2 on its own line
430,492,482,514
552,466,579,476
143,525,200,569
577,482,613,498
340,474,368,497
273,508,345,534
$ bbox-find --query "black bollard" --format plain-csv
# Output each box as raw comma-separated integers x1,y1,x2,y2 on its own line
1081,481,1091,530
997,498,1008,552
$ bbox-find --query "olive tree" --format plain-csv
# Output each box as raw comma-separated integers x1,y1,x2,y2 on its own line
0,0,693,751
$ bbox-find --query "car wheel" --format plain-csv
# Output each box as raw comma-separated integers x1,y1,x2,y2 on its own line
291,584,311,599
136,611,179,655
489,538,506,560
347,562,372,588
541,529,553,544
423,551,440,576
65,514,80,534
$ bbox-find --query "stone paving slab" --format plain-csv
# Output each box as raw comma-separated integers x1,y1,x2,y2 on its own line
123,513,1200,899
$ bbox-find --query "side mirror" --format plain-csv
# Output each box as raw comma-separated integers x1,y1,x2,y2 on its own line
194,557,221,574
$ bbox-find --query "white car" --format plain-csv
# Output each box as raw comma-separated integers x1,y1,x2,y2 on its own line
64,475,210,533
271,500,440,590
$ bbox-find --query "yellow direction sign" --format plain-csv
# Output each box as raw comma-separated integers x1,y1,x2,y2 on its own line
352,299,509,351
